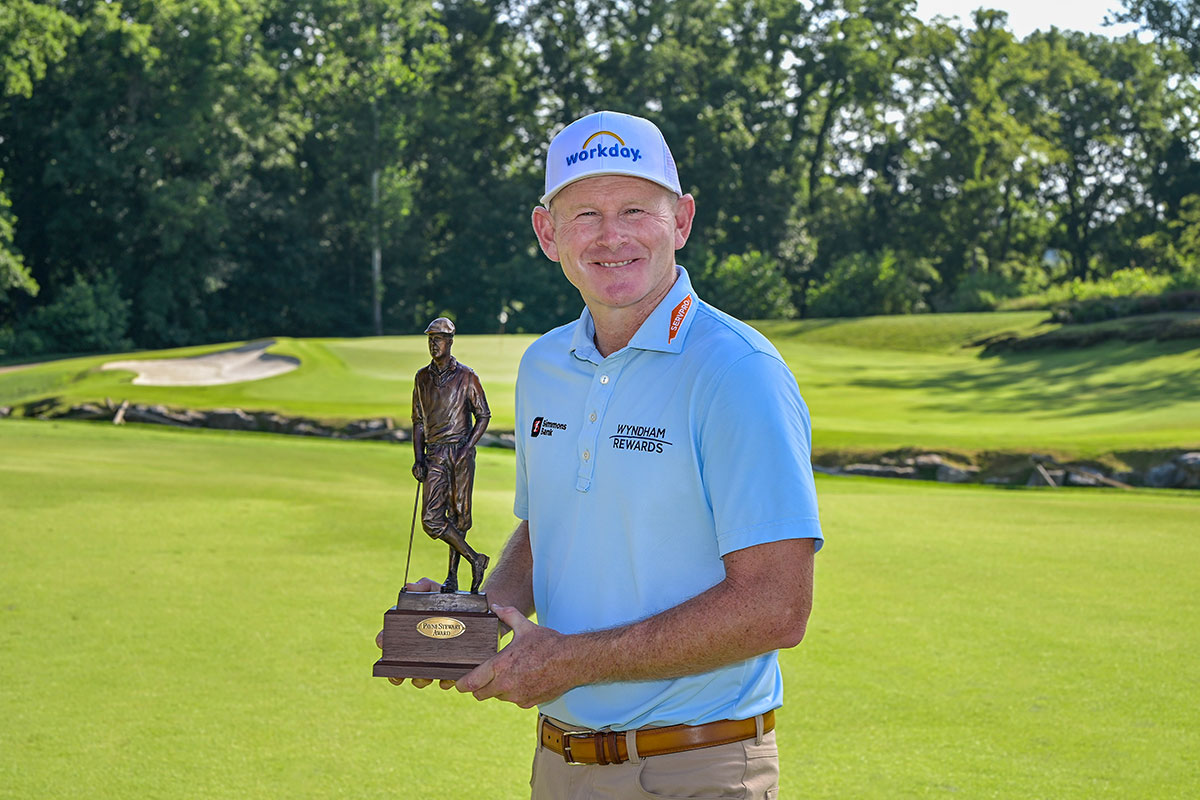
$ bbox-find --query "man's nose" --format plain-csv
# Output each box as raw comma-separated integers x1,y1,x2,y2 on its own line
595,214,628,249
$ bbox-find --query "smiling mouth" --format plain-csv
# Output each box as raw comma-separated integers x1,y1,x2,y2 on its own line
593,259,636,267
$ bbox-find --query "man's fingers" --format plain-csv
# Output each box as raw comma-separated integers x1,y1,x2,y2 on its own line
456,659,497,695
491,604,533,635
404,577,442,592
375,630,384,650
384,676,450,689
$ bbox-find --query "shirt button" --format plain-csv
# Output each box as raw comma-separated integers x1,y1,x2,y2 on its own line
600,375,609,384
589,412,597,422
582,450,591,461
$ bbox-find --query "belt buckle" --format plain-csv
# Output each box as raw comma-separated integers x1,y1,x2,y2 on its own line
558,729,593,765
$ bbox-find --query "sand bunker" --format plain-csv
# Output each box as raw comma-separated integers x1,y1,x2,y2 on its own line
102,340,299,386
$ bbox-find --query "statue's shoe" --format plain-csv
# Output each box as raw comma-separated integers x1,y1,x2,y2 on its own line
470,554,490,595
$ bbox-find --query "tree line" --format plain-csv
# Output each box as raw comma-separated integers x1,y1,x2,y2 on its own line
1,0,1198,356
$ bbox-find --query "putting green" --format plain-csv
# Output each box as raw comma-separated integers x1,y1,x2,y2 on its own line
1,420,1195,797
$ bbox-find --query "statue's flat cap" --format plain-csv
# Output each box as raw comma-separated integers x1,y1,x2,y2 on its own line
424,317,456,335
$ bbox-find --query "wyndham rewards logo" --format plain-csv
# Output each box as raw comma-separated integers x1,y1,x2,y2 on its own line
564,130,641,167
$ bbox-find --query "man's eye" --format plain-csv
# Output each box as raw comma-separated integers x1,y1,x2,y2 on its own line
624,208,644,215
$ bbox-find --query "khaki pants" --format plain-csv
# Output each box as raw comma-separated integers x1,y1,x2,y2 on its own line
530,719,779,800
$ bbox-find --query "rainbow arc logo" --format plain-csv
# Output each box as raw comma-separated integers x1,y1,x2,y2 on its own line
564,130,642,166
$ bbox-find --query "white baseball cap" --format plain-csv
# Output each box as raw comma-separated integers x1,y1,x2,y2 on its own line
541,110,682,206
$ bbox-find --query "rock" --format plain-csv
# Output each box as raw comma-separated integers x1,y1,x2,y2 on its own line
914,454,946,468
60,403,108,420
344,418,395,438
984,476,1013,485
205,408,257,431
291,421,333,437
1144,461,1185,488
936,463,979,483
1027,466,1064,487
124,404,196,427
1065,469,1104,487
1175,452,1200,488
254,412,292,433
844,464,917,479
479,432,517,450
0,406,11,418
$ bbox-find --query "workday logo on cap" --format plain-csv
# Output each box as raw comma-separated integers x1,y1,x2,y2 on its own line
541,110,682,206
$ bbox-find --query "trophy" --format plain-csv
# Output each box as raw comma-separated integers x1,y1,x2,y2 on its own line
374,318,499,680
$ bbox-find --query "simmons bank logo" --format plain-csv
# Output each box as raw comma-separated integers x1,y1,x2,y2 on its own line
530,416,568,438
564,130,642,167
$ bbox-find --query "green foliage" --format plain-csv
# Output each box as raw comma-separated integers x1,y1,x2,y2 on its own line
6,271,131,356
1135,194,1200,290
0,169,36,302
1041,268,1173,307
695,250,795,321
1115,0,1200,66
808,249,939,317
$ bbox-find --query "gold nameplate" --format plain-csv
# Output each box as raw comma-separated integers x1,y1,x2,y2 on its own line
416,617,467,639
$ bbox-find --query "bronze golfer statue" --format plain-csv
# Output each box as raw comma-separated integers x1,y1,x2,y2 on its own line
411,317,492,594
374,317,499,680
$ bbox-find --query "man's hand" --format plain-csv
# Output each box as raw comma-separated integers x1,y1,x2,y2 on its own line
411,459,427,482
376,577,455,690
456,605,578,709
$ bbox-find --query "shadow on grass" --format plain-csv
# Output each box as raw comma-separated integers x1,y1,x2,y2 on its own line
845,339,1200,417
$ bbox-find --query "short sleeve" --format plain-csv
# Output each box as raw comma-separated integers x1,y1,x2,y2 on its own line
698,352,823,555
469,373,491,419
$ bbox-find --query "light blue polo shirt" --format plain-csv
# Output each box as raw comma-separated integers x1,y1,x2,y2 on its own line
513,267,823,731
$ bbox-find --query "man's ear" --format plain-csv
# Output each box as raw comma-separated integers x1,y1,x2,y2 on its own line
532,206,560,262
673,193,696,251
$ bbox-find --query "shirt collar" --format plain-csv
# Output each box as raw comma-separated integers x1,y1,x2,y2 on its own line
627,265,698,354
428,356,459,382
568,266,700,362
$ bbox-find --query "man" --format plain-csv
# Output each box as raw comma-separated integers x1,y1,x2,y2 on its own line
385,111,822,798
411,317,491,594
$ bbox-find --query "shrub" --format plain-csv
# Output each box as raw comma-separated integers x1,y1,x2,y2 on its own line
11,271,132,356
696,250,796,320
807,249,939,318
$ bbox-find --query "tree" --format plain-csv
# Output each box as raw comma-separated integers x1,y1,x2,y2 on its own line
1113,0,1200,66
901,10,1048,295
0,0,79,309
1023,30,1196,279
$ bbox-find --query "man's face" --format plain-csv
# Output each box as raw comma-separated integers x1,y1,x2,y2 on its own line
532,176,694,320
428,334,452,361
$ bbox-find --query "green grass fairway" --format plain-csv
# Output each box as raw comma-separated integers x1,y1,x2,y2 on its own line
2,311,1198,457
2,420,1196,798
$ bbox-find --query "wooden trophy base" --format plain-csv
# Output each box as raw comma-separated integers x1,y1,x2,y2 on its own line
374,591,499,680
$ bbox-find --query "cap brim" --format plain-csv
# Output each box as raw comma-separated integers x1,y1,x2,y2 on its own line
541,170,682,207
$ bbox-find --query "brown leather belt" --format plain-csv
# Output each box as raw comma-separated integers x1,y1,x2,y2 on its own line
539,710,775,766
